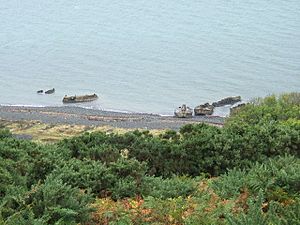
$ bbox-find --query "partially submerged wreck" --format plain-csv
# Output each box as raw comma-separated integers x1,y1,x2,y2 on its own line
174,104,193,118
45,88,55,94
62,94,98,103
212,96,241,107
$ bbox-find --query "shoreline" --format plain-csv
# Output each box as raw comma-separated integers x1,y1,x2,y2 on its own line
0,105,225,130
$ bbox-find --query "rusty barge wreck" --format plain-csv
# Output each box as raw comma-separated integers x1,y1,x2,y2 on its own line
62,93,98,103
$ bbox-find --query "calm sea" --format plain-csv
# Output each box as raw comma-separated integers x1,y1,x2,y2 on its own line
0,0,299,115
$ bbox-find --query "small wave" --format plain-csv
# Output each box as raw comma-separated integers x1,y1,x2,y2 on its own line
0,103,49,108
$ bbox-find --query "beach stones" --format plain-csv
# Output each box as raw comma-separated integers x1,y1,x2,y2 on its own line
194,103,214,116
212,96,241,107
174,104,193,118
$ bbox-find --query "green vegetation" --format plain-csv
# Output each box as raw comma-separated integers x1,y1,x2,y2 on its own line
0,93,299,224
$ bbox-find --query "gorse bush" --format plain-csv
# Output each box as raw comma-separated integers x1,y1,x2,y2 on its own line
50,158,112,194
108,158,148,200
1,176,93,225
210,155,300,200
58,121,299,178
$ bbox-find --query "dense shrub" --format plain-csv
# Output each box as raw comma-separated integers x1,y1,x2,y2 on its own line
29,175,93,224
108,158,148,200
0,176,93,225
49,157,148,200
141,176,198,199
228,92,300,124
211,155,300,200
50,158,113,195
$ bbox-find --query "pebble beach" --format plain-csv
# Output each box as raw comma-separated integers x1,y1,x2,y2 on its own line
0,105,225,130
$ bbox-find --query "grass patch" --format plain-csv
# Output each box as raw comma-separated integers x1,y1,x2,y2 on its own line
0,119,166,143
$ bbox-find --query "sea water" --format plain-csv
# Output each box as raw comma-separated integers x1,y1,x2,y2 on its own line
0,0,299,115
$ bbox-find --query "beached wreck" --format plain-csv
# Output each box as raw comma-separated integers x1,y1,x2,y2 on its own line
174,104,193,118
194,103,214,115
62,93,98,103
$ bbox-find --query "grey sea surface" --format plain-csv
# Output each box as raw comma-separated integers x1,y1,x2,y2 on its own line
0,0,299,115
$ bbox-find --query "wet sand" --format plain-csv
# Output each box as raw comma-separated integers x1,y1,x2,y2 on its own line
0,106,225,130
